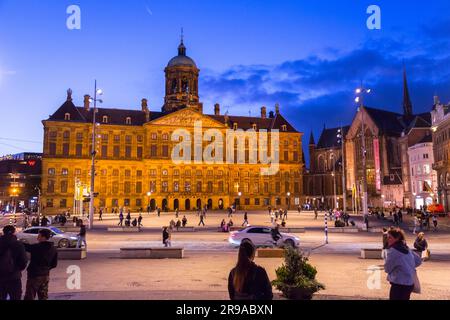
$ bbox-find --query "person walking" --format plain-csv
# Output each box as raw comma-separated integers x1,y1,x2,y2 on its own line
384,228,422,300
432,215,438,230
314,208,318,220
138,214,143,227
198,213,205,227
381,227,389,260
398,209,403,223
118,212,124,226
23,229,58,300
99,209,103,221
413,215,419,234
228,241,273,300
414,232,429,260
182,215,188,228
364,215,369,231
175,220,181,231
157,207,161,217
22,216,30,230
162,227,171,247
175,208,179,219
77,221,87,249
283,209,288,220
40,216,49,227
0,226,28,300
242,212,249,227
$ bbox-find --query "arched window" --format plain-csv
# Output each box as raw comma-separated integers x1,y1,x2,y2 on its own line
125,117,131,125
282,125,287,132
252,123,257,130
233,123,238,130
64,113,71,121
102,116,108,124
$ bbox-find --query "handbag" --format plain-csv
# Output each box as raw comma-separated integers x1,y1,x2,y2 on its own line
412,271,421,294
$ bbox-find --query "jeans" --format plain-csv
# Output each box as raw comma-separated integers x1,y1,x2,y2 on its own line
77,236,87,249
389,283,414,300
0,279,22,300
24,276,50,300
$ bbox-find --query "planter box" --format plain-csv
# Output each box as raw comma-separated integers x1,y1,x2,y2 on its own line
361,248,383,259
107,227,142,233
58,248,87,260
257,248,284,258
120,247,184,259
281,228,306,233
328,227,359,233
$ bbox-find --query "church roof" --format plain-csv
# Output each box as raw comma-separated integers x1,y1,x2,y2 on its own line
316,126,350,149
167,55,197,68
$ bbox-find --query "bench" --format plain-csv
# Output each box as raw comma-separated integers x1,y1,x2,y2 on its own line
107,227,142,232
328,227,359,233
57,248,87,260
361,248,383,259
174,227,195,232
281,227,306,233
120,247,184,259
257,248,285,258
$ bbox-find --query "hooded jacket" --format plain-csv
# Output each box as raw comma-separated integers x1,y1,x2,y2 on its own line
384,242,422,286
0,234,28,281
24,242,58,278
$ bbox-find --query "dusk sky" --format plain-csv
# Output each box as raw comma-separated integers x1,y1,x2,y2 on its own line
1,0,450,165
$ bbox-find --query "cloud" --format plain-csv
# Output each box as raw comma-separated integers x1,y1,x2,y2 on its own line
199,34,450,166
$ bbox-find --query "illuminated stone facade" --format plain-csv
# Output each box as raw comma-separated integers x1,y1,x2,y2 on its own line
41,40,304,214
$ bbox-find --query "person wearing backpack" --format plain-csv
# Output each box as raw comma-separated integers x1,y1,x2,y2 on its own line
0,226,28,300
228,241,273,300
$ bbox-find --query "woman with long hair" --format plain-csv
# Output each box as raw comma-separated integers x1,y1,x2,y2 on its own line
384,228,422,300
228,241,273,300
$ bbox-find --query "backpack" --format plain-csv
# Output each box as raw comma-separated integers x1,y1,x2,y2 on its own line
0,247,15,274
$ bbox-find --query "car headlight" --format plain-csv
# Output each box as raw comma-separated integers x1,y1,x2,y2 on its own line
69,237,78,240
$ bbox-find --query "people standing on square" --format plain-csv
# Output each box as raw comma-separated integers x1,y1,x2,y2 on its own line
242,212,249,227
118,212,124,226
77,221,87,249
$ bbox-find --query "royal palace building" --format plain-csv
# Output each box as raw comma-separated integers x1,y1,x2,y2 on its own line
41,39,304,214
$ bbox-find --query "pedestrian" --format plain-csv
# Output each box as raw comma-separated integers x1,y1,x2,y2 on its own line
77,221,87,249
118,212,124,226
147,205,151,215
242,212,248,227
60,214,67,227
220,219,227,232
138,214,143,227
314,208,318,220
384,228,422,300
175,208,179,219
283,209,288,220
23,216,30,230
398,209,403,223
364,215,369,231
41,216,49,227
175,219,181,231
275,210,279,220
412,215,419,234
198,213,205,227
157,207,161,217
23,229,58,300
99,209,103,221
432,215,438,230
414,232,429,260
297,205,301,213
162,227,171,247
271,225,282,246
182,215,188,228
382,227,389,260
0,226,28,300
228,241,273,300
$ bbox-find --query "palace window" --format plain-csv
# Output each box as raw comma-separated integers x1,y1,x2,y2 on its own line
112,169,119,176
76,132,83,141
162,145,169,157
114,135,120,142
62,168,69,176
137,135,143,143
47,180,55,193
136,182,142,194
124,182,131,194
137,147,143,159
60,181,68,193
150,145,157,157
136,170,142,177
282,125,287,132
125,170,131,177
162,181,168,192
162,169,168,176
185,181,191,192
150,169,156,176
196,182,202,192
151,133,157,140
48,168,55,176
125,135,132,144
63,131,70,139
252,124,257,130
46,199,53,208
102,116,109,124
233,123,238,130
174,170,180,176
207,181,213,193
125,117,132,125
196,170,202,176
162,133,169,141
125,146,131,158
149,181,156,192
49,131,57,139
174,181,179,192
64,113,71,121
113,146,120,158
60,199,67,208
75,169,81,176
218,181,224,192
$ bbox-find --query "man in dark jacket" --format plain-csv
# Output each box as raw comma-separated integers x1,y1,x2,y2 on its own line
23,229,58,300
0,226,28,300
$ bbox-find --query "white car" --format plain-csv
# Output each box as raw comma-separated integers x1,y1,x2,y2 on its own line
228,226,300,248
17,227,79,248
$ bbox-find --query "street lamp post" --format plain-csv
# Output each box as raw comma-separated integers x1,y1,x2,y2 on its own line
332,170,337,210
147,192,152,211
88,80,103,230
287,192,291,210
355,87,371,217
238,192,242,211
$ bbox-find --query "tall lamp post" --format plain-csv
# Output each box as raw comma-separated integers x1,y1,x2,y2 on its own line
355,87,371,217
88,81,103,230
238,192,242,211
337,127,347,213
147,192,152,212
287,192,291,210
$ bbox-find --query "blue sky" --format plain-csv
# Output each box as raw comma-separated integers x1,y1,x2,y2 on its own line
1,0,450,165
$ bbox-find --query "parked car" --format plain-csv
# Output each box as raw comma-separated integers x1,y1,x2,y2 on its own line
228,226,300,248
16,226,79,248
